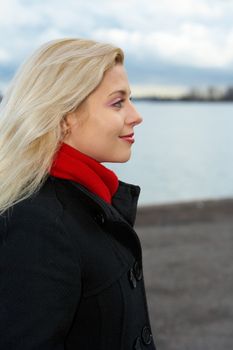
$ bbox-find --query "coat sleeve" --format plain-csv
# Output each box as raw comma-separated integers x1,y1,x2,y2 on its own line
0,202,82,349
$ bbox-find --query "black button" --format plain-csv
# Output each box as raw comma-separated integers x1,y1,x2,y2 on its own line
128,268,137,289
94,212,105,225
133,261,142,281
141,325,152,345
133,336,143,350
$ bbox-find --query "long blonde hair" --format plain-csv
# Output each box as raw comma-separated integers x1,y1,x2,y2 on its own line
0,38,124,214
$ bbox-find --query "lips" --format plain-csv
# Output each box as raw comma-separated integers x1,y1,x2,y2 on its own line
119,133,135,144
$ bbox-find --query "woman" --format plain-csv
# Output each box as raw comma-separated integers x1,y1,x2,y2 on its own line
0,38,156,350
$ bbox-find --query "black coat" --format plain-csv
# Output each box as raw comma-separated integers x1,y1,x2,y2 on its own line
0,176,156,350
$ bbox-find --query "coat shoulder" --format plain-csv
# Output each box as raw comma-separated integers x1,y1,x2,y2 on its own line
0,177,65,246
11,176,63,218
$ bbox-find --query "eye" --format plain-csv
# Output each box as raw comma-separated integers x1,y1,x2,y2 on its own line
112,99,124,108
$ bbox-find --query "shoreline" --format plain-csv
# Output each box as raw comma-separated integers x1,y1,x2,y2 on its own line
136,197,233,226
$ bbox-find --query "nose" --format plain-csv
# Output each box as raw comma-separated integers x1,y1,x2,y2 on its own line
126,103,143,126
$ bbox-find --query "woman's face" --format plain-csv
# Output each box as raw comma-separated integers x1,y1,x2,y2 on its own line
63,64,143,163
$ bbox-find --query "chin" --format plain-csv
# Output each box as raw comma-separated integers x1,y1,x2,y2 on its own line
111,152,132,163
101,148,132,163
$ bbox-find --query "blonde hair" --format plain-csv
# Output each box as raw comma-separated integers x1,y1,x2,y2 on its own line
0,38,124,214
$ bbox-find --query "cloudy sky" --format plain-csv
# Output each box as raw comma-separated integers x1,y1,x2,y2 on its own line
0,0,233,94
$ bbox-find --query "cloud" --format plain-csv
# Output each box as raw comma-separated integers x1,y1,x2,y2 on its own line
1,0,233,87
0,49,11,63
147,0,222,18
93,23,233,69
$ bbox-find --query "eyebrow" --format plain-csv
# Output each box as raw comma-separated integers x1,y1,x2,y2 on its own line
108,89,131,97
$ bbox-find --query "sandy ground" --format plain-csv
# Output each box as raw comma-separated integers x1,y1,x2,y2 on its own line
135,199,233,350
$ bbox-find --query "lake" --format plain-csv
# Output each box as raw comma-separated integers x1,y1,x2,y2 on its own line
106,101,233,206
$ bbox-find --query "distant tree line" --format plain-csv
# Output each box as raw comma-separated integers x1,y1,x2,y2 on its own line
133,86,233,102
180,86,233,102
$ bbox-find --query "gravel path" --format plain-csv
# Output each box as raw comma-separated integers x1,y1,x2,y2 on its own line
136,200,233,350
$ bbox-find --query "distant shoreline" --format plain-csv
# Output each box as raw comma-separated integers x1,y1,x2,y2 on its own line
132,86,233,102
136,197,233,226
133,97,233,103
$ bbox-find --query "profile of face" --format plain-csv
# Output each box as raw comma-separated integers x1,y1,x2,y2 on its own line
62,64,143,163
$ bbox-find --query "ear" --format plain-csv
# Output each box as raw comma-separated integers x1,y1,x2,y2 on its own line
60,113,73,139
61,112,77,130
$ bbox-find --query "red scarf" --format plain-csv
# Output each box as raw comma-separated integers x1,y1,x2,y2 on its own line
49,143,119,204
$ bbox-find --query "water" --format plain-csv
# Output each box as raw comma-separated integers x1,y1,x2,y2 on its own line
106,102,233,205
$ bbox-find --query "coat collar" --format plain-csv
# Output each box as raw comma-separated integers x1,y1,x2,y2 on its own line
112,181,141,227
69,179,140,227
69,179,142,263
50,176,142,262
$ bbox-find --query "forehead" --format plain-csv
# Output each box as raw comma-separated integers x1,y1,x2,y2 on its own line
85,65,130,108
98,64,130,93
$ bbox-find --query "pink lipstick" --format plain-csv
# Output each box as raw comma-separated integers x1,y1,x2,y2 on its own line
119,133,135,144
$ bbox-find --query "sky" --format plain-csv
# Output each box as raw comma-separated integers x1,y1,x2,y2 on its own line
0,0,233,95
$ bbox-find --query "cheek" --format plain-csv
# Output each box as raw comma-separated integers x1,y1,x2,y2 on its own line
94,123,122,138
108,115,125,134
86,110,125,138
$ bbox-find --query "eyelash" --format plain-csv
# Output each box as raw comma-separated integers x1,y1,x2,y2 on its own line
113,99,124,108
112,97,132,108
